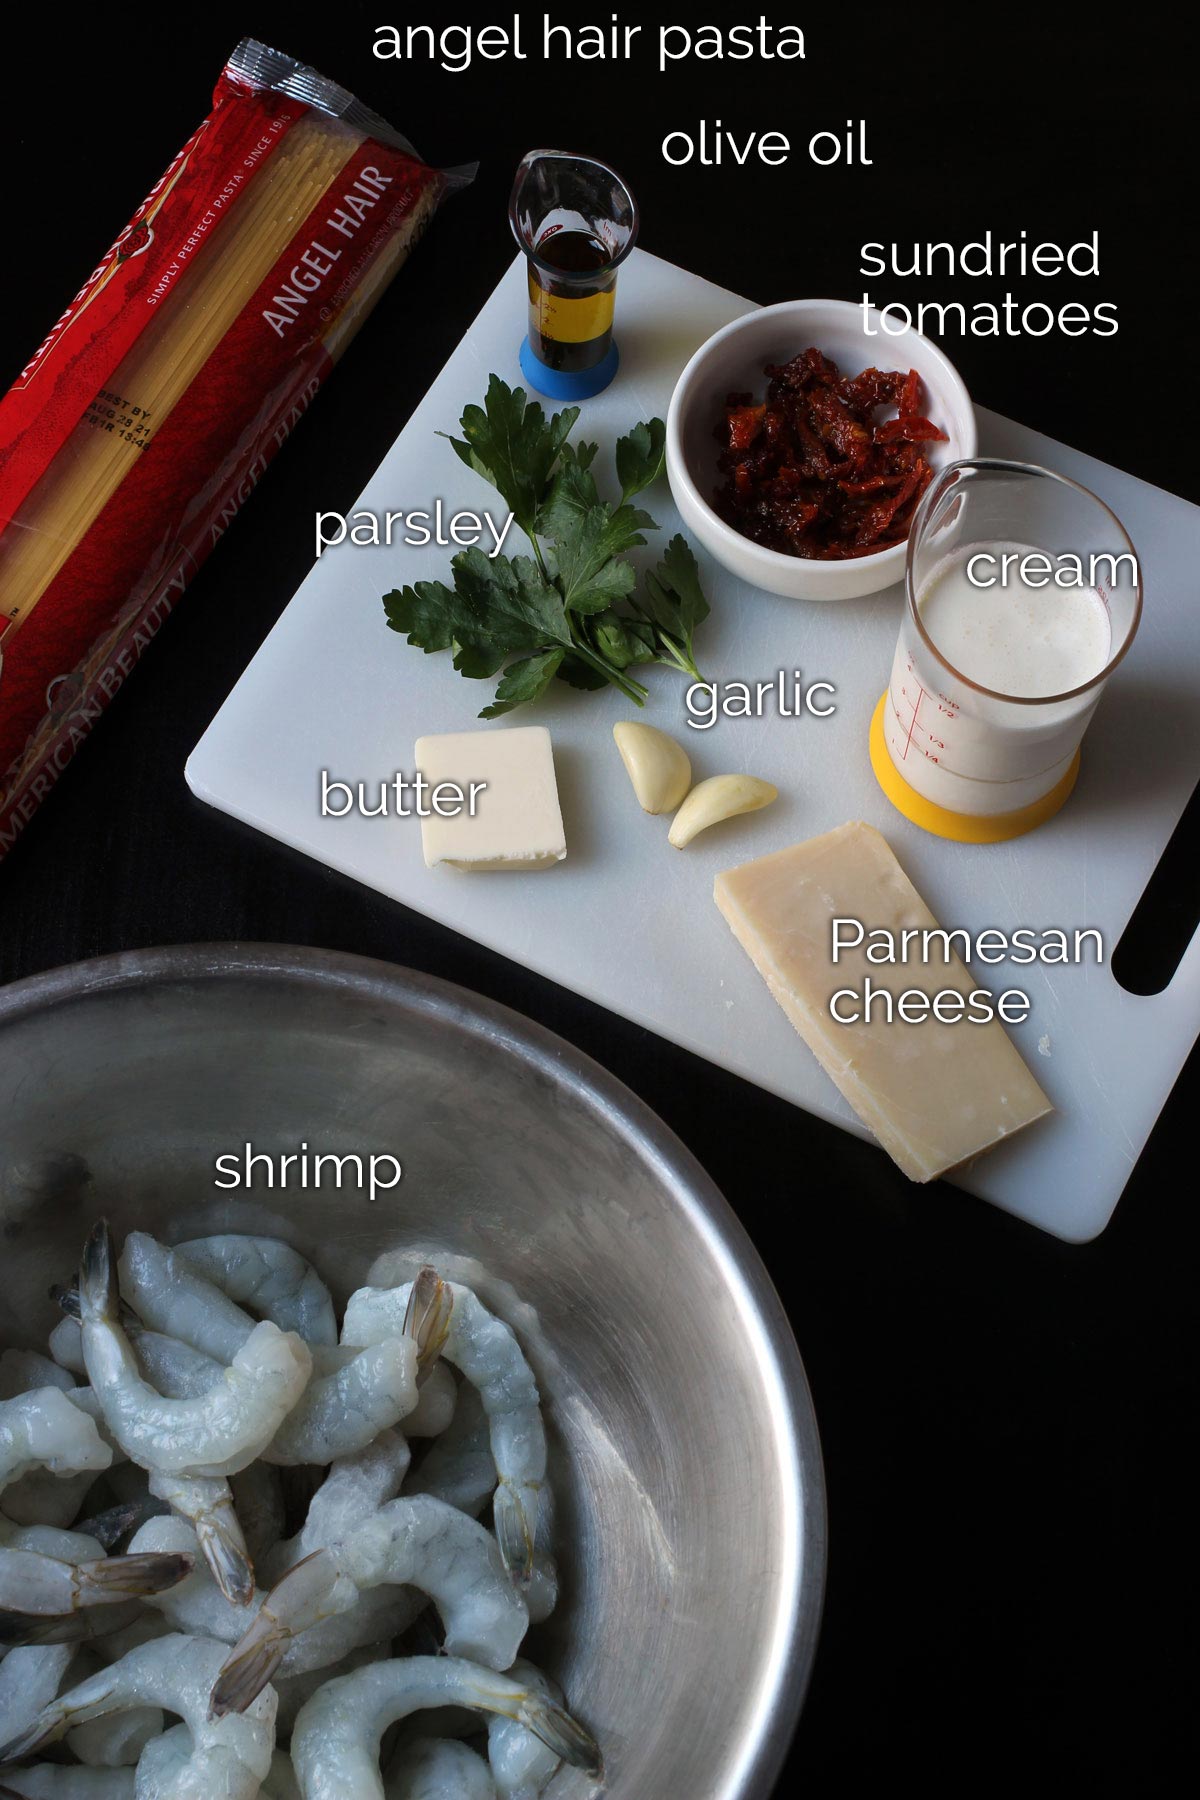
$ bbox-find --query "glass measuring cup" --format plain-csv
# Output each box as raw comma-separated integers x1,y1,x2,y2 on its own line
870,459,1142,843
509,150,638,401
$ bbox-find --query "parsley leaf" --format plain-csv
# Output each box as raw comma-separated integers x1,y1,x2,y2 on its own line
384,549,572,660
635,536,711,680
383,377,710,716
548,504,651,614
555,654,612,691
444,376,578,538
479,649,565,718
590,611,656,669
615,418,667,502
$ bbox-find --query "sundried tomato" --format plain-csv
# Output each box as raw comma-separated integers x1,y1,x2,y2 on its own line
727,404,767,451
713,348,948,560
874,415,949,445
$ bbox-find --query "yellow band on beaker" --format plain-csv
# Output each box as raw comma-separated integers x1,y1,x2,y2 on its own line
868,693,1081,844
527,279,615,345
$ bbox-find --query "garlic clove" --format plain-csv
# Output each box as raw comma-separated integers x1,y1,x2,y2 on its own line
613,721,693,815
668,774,778,848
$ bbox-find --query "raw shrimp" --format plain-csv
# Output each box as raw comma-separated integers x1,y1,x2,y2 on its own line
210,1498,528,1716
67,1706,163,1770
0,1469,97,1535
126,1520,251,1647
0,1634,276,1800
140,1728,300,1800
0,1525,192,1620
116,1238,256,1368
127,1519,416,1684
388,1739,495,1800
402,1366,456,1441
270,1591,424,1686
229,1465,284,1569
522,1558,557,1632
72,1499,167,1554
269,1343,418,1469
0,1366,93,1522
131,1724,199,1799
486,1661,571,1800
0,1391,111,1499
54,1314,286,1576
404,1397,558,1628
122,1337,221,1406
0,1357,73,1403
406,1388,494,1518
110,1244,419,1469
78,1223,312,1479
0,1647,75,1752
146,1475,253,1608
133,1332,419,1472
261,1752,303,1800
343,1276,545,1580
263,1432,412,1583
173,1240,337,1348
46,1321,87,1382
290,1656,600,1800
0,1396,184,1625
0,1603,146,1653
43,1307,220,1414
0,1768,134,1797
271,1640,389,1738
80,1615,170,1664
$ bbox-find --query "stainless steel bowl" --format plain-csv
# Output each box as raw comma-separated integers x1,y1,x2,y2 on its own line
0,945,825,1797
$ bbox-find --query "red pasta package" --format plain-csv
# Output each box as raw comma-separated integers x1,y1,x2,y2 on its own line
0,38,469,857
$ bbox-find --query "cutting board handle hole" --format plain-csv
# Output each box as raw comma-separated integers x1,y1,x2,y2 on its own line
1112,773,1200,995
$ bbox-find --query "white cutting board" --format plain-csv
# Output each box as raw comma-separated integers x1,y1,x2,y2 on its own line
188,250,1200,1242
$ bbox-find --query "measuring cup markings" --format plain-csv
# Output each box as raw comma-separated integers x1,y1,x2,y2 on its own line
891,655,961,765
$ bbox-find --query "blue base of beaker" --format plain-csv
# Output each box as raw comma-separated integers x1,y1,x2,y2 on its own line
518,338,620,401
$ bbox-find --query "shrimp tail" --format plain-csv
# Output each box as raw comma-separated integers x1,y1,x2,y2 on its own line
53,1274,142,1333
0,1609,69,1648
207,1617,286,1719
518,1694,604,1776
49,1280,81,1319
209,1549,342,1717
79,1220,119,1324
0,1685,90,1763
75,1496,167,1551
404,1265,453,1373
77,1550,194,1601
0,1609,60,1648
0,1601,142,1649
0,1718,52,1764
493,1481,536,1584
196,1516,257,1608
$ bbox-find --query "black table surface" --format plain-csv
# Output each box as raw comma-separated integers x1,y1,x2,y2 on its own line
1,11,1194,1784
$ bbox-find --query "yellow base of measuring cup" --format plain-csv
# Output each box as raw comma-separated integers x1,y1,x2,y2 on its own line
868,694,1081,844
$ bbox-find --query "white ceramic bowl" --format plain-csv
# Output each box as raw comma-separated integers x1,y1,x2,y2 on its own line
667,298,977,602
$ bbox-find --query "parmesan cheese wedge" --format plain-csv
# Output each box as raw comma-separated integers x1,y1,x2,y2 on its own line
714,821,1052,1182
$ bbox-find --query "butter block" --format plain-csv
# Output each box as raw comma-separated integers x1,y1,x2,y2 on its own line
415,726,566,871
714,821,1051,1182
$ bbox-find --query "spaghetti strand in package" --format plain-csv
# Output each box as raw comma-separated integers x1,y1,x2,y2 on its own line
0,38,470,856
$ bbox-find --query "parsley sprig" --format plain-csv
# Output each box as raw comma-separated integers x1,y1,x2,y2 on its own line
382,376,709,717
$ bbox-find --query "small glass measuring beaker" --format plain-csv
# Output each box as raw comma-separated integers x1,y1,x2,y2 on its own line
509,150,638,401
870,459,1142,842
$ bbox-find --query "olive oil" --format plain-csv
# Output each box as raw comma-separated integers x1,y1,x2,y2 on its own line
527,229,616,373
